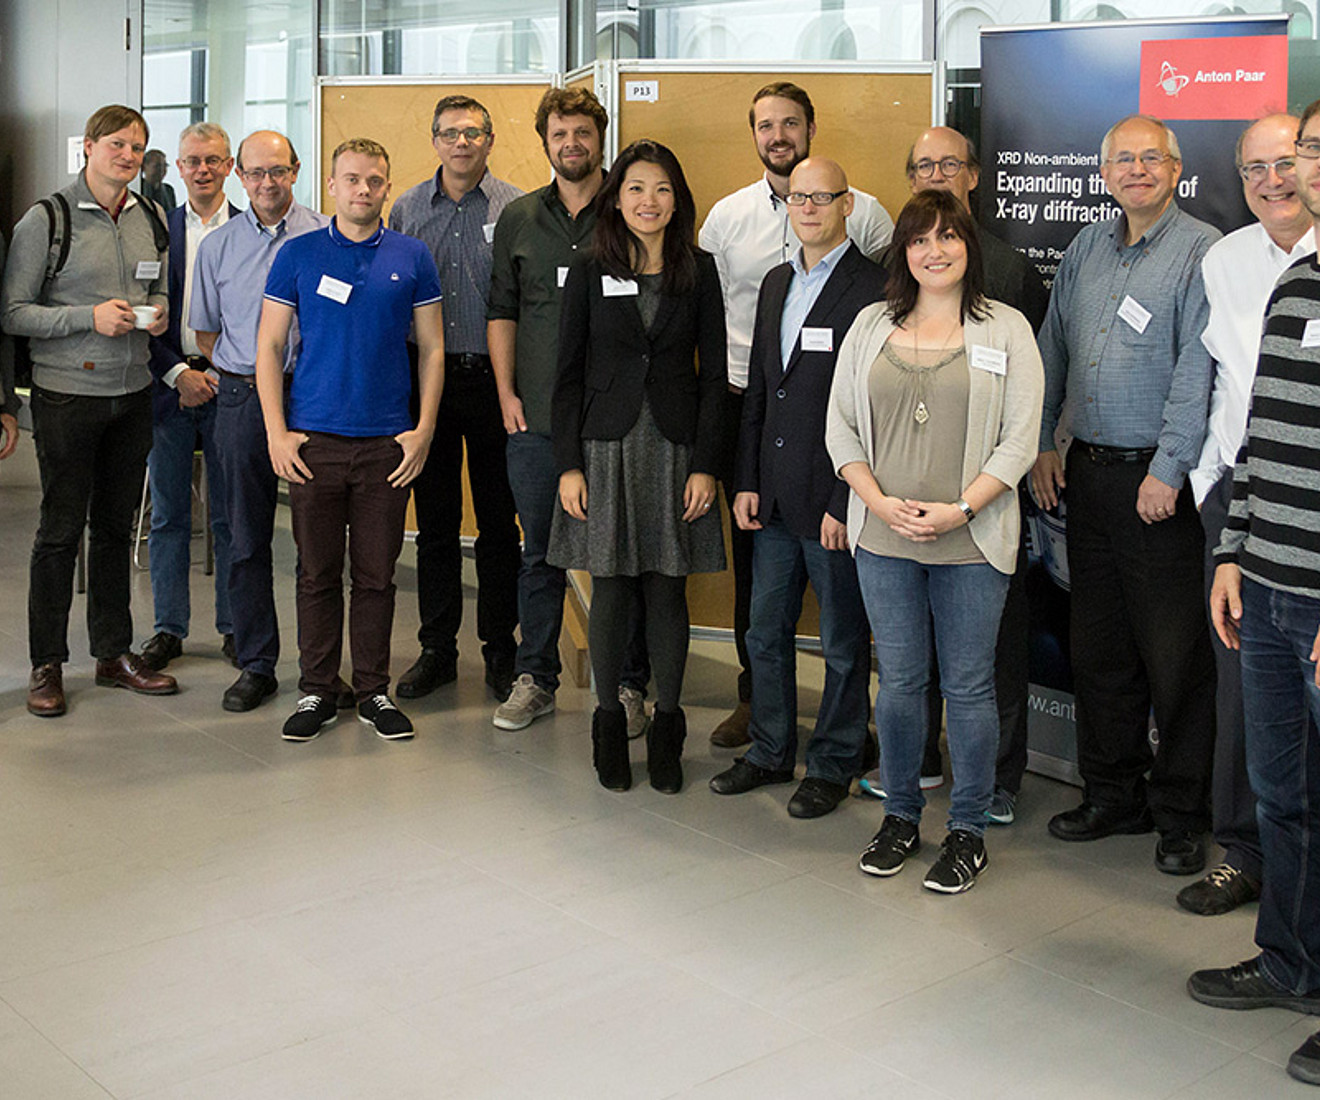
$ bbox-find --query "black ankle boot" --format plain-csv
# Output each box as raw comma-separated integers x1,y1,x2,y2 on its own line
592,706,631,791
647,707,686,794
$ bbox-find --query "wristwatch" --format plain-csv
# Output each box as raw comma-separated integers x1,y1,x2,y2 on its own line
956,498,976,523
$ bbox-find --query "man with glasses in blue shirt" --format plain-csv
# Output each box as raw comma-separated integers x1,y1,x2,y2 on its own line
191,130,329,713
1032,114,1219,876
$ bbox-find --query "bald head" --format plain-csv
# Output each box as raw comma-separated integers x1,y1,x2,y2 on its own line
236,130,300,226
907,126,979,210
788,157,853,263
236,130,298,173
1237,114,1310,250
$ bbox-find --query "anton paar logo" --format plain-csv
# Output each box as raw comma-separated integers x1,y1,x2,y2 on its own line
1157,61,1190,97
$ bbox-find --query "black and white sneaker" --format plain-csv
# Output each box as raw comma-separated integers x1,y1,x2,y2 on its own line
924,829,988,894
282,694,337,742
358,694,414,740
858,816,921,877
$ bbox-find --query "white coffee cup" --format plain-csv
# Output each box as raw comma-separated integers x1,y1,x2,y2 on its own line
133,305,157,330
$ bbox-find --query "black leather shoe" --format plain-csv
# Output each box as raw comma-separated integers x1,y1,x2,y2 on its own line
140,631,183,671
221,633,238,668
1188,956,1320,1014
222,670,279,712
1048,800,1153,842
1177,864,1261,916
485,649,516,702
709,756,795,795
787,776,850,819
396,648,457,699
1290,1030,1320,1085
1155,830,1206,876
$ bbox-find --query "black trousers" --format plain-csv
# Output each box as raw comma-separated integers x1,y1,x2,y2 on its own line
718,389,753,703
1201,468,1264,878
1066,448,1215,833
410,353,520,663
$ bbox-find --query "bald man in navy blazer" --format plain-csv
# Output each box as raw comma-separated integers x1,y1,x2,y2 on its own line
710,157,884,819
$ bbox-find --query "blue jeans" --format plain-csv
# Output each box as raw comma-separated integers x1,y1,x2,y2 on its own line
213,375,280,676
855,549,1009,836
744,518,871,785
1239,576,1320,995
148,401,233,638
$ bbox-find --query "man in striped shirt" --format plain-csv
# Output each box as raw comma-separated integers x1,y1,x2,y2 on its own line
1187,100,1320,1089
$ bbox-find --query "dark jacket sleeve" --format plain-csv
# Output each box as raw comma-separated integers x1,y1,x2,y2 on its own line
551,257,593,475
736,276,773,496
691,252,728,476
0,234,16,418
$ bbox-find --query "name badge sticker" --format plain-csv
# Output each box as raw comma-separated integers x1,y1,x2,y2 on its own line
1303,318,1320,349
135,260,161,281
602,276,639,297
483,222,497,245
970,345,1007,375
800,327,833,353
316,274,353,304
557,266,569,288
1117,295,1151,335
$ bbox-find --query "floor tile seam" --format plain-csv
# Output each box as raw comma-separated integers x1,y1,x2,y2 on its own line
628,802,821,870
1006,951,1255,1058
0,988,122,1098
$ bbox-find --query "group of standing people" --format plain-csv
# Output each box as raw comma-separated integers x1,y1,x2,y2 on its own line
3,81,1320,1088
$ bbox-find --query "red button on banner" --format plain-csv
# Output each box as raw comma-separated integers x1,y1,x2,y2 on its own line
1139,35,1288,121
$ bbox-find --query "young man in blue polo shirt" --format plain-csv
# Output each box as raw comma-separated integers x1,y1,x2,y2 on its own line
255,137,445,741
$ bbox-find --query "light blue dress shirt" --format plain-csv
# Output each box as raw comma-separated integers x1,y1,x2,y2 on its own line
780,237,852,370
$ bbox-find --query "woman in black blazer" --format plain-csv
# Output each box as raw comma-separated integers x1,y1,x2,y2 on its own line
549,139,727,794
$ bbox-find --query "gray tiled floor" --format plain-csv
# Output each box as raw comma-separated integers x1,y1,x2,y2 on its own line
0,442,1314,1099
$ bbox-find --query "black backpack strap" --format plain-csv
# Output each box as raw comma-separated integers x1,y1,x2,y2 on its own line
133,190,170,256
36,194,71,282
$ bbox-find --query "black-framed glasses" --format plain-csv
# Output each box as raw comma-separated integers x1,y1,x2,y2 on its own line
239,166,293,182
1295,139,1320,160
180,155,228,170
785,189,849,206
1105,151,1174,169
914,157,965,179
1239,157,1296,182
434,127,489,144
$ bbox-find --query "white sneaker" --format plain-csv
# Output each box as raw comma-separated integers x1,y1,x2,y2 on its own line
493,673,555,730
619,685,650,740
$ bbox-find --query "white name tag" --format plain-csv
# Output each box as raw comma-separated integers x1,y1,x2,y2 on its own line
135,260,161,281
800,326,833,353
557,266,569,288
1303,318,1320,349
970,344,1007,375
1117,295,1151,334
316,274,353,304
602,276,638,297
483,222,496,245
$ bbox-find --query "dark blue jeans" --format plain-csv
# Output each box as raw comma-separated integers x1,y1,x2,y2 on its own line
1239,576,1320,995
213,375,281,677
743,518,871,785
29,386,153,663
148,400,233,638
855,549,1009,836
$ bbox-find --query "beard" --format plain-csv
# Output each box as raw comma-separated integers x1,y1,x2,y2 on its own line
553,150,601,183
758,143,807,178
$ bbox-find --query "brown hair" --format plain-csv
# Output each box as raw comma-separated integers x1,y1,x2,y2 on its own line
432,95,492,137
1299,99,1320,143
331,137,390,176
84,104,149,144
885,190,988,326
534,87,608,146
748,82,814,129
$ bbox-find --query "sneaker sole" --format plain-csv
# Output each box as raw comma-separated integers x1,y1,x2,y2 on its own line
923,870,983,894
492,702,555,731
857,778,887,800
1186,983,1320,1015
919,775,944,790
858,842,919,877
282,716,336,743
985,811,1015,826
358,714,414,741
1288,1054,1320,1085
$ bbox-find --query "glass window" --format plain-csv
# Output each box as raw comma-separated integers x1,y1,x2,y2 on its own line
320,0,560,75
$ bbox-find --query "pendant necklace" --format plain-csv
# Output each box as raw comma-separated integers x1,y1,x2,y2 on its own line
910,312,961,426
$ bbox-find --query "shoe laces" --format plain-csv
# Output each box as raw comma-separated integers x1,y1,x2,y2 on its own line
1203,863,1242,889
293,694,327,712
941,829,982,865
867,816,914,851
366,694,396,712
506,676,540,705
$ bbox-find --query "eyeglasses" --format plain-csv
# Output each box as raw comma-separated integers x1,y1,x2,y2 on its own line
913,157,965,179
239,166,293,182
785,189,849,206
1239,157,1296,182
180,155,228,170
1105,151,1174,169
1295,139,1320,160
434,127,489,144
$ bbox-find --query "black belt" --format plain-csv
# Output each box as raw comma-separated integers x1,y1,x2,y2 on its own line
446,352,491,372
1073,440,1158,465
214,367,255,386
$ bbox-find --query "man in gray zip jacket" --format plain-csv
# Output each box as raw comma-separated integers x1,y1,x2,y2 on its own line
1,103,178,717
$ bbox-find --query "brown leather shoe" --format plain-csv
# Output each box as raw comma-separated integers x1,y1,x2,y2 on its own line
710,700,752,748
94,652,179,696
27,663,66,717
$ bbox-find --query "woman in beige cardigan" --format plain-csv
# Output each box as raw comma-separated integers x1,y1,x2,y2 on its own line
826,190,1043,894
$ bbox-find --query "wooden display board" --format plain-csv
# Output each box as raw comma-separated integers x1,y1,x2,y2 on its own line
619,68,933,633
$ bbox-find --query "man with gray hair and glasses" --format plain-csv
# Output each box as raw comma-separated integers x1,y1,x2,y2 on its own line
139,122,241,675
389,95,523,703
190,130,329,713
1032,114,1219,875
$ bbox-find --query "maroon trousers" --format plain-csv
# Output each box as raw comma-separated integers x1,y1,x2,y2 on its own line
288,433,410,699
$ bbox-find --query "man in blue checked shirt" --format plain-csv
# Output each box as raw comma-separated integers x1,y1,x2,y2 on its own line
255,138,445,744
1031,114,1219,875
